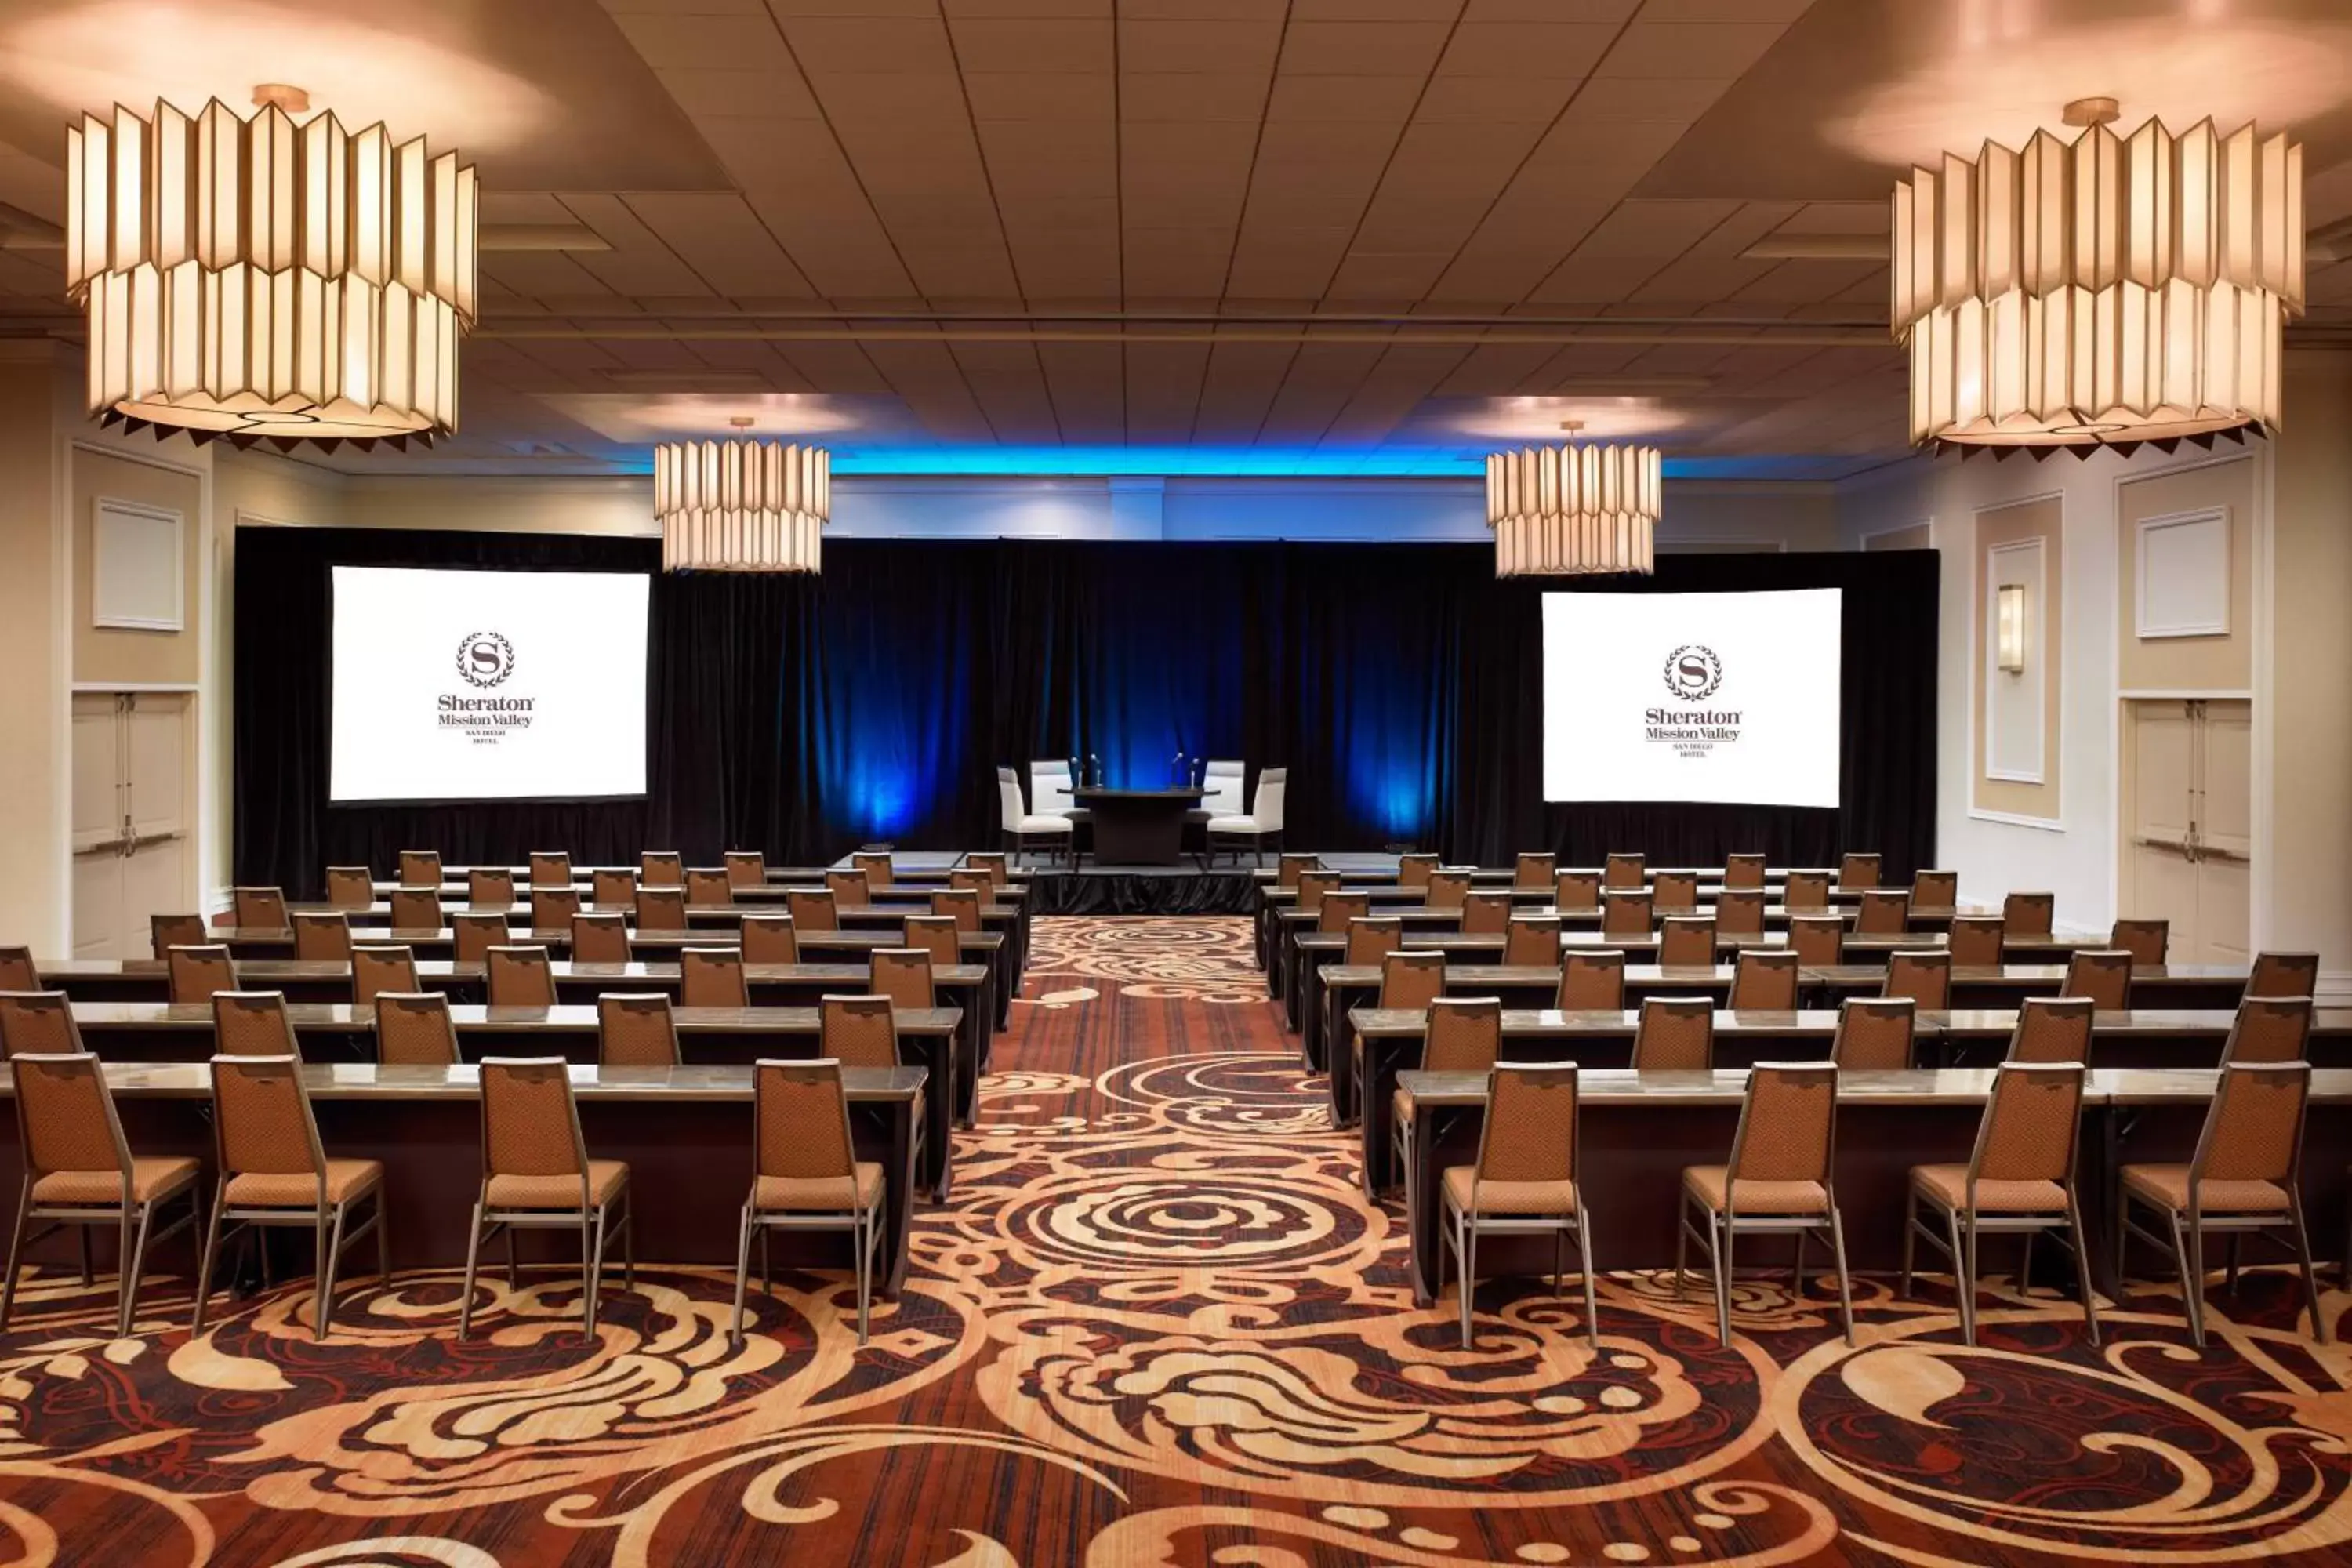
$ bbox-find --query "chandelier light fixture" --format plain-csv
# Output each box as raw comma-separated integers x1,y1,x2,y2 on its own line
1893,98,2303,455
653,419,830,572
1484,430,1661,577
65,84,477,448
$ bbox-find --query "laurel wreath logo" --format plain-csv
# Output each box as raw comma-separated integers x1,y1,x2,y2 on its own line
456,630,516,689
1661,644,1722,702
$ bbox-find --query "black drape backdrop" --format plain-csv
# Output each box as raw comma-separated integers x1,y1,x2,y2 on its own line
236,528,1936,894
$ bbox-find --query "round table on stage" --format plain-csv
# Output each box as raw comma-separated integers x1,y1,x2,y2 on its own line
1070,787,1208,866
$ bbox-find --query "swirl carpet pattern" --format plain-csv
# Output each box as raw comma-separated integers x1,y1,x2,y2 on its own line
0,915,2345,1566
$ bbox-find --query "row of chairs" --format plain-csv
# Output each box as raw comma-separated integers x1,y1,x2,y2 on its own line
376,849,778,891
0,990,936,1343
315,856,1011,920
1437,1054,2327,1353
1287,851,1906,893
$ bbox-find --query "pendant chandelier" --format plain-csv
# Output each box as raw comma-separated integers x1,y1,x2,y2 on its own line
65,85,477,448
1484,435,1661,577
1893,100,2303,454
654,422,830,573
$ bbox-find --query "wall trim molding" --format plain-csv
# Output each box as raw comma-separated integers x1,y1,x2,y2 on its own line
1966,806,2066,832
2115,688,2253,700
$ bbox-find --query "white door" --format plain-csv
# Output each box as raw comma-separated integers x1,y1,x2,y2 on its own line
70,694,128,957
68,691,192,959
2122,698,2250,964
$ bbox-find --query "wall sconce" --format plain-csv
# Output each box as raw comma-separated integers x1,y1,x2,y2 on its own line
1996,583,2027,673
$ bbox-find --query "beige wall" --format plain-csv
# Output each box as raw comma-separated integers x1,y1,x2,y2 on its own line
71,447,204,686
2116,458,2256,693
1864,522,1930,551
1971,496,2063,821
0,347,69,949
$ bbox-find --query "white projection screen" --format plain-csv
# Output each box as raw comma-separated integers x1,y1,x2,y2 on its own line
1541,588,1842,808
329,566,651,803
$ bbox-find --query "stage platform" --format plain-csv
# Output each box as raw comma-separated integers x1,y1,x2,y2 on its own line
829,851,1410,916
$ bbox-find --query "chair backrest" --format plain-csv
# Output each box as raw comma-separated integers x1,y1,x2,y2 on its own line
1395,853,1440,890
1831,996,1915,1069
151,913,207,960
1503,916,1560,967
728,850,771,889
450,911,511,966
1513,852,1556,891
753,1058,862,1202
2248,951,2321,999
209,1053,327,1181
869,948,935,1012
741,914,800,965
1602,852,1644,890
1553,869,1600,912
374,992,460,1065
2220,995,2314,1065
1423,996,1501,1073
598,993,681,1066
9,1051,129,1184
2002,891,2055,935
388,887,442,930
680,946,749,1008
1031,759,1076,815
949,863,997,899
2107,917,2168,965
1657,916,1715,968
2005,996,2096,1063
350,944,419,1005
1713,888,1766,936
1558,949,1625,1010
168,943,238,1004
851,851,891,890
1968,1061,2085,1188
2061,949,2133,1011
571,913,631,964
1881,949,1952,1009
1632,996,1713,1070
1722,853,1767,889
1652,871,1699,912
397,850,441,887
1473,1061,1581,1189
485,945,557,1008
1947,915,2005,967
687,869,734,906
1345,916,1404,965
1200,759,1247,816
1459,891,1513,935
1377,950,1446,1011
528,851,572,887
1911,869,1958,906
479,1056,590,1185
2192,1061,2310,1191
324,867,375,909
1837,852,1881,890
0,992,82,1058
1602,889,1653,938
233,886,289,927
1276,852,1321,889
931,888,982,932
1854,890,1911,935
901,914,961,968
1250,767,1287,830
1783,870,1831,910
829,869,873,905
640,851,684,887
789,889,839,932
1788,915,1844,967
532,886,584,929
997,767,1027,830
1726,1063,1839,1193
821,993,899,1069
1314,890,1370,935
1425,871,1471,911
467,869,516,907
592,869,637,906
292,911,352,962
212,991,302,1058
1730,949,1800,1011
635,886,690,933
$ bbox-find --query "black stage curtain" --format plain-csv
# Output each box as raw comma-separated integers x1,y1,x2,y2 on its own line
234,528,1936,893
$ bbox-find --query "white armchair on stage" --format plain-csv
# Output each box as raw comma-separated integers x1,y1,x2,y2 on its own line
1000,767,1073,866
1029,759,1076,818
1206,766,1285,866
1199,759,1247,818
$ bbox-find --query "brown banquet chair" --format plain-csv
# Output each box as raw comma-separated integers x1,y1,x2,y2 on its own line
728,851,771,890
950,866,998,902
1394,854,1439,891
931,888,982,933
742,914,801,966
213,992,305,1058
1730,950,1800,1011
1514,852,1556,891
902,915,961,970
324,867,375,910
1714,888,1766,937
1832,997,1917,1070
450,911,510,966
1377,950,1447,1012
168,944,238,1004
151,913,207,960
233,887,289,928
848,851,891,891
458,1056,633,1336
680,947,750,1009
598,993,681,1068
2004,996,2095,1064
2061,949,2134,1011
1502,916,1560,967
1837,853,1881,891
789,890,839,933
2220,995,2315,1065
1276,853,1323,890
1788,915,1844,967
292,912,353,963
640,852,684,887
1558,950,1626,1011
1911,869,1958,908
1391,996,1499,1204
1602,890,1653,939
1679,1062,1854,1344
1722,853,1767,890
1854,890,1911,935
592,869,637,906
1553,869,1601,913
1425,870,1471,912
0,991,78,1058
0,952,31,1001
1881,950,1952,1010
2002,891,2056,936
1345,917,1404,966
571,913,631,965
1947,915,2005,967
870,949,935,1014
2108,918,2169,966
1652,871,1700,913
1438,1061,1598,1352
1632,996,1713,1070
351,945,419,1007
397,850,441,887
635,886,690,935
467,869,517,908
1783,871,1831,911
2248,952,2321,999
2,1048,201,1335
1603,853,1644,890
374,993,460,1067
1459,891,1513,935
687,869,734,906
485,946,557,1008
733,1058,886,1346
1318,891,1371,935
1658,916,1715,968
388,888,442,930
532,886,583,930
528,852,572,888
828,869,872,906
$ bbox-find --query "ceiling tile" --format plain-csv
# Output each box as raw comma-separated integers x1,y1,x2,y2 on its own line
1277,20,1455,74
964,71,1117,120
1119,73,1272,121
1435,23,1617,78
610,12,795,69
1118,18,1285,74
1592,22,1792,78
657,67,822,118
624,193,818,297
782,16,959,74
1265,74,1427,122
948,18,1115,72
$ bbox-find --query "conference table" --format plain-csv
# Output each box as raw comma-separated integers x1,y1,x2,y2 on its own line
1389,1064,2352,1310
1069,786,1208,866
0,1061,928,1293
63,1001,966,1202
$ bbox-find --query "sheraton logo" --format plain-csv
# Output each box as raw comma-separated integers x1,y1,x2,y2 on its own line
1648,642,1740,753
442,630,533,739
456,631,516,688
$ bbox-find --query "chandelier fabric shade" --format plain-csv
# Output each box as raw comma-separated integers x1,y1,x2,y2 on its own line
1893,116,2303,451
66,99,477,447
654,440,831,573
1484,444,1661,577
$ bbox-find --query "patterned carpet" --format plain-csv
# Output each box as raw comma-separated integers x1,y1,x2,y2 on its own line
0,915,2347,1566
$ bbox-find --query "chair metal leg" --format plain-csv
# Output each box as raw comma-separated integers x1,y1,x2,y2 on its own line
2172,1211,2205,1348
1463,1222,1479,1352
1790,1226,1807,1302
316,1203,348,1340
190,1178,227,1333
75,1223,91,1287
1899,1192,1918,1298
376,1191,391,1288
1673,1195,1690,1299
1576,1210,1600,1351
761,1224,773,1300
1946,1207,1974,1345
505,1225,517,1290
1450,1210,1471,1349
117,1207,133,1332
1552,1226,1565,1298
2064,1191,2100,1345
459,1199,486,1338
585,1210,608,1334
617,1192,634,1291
2287,1192,2328,1345
118,1202,155,1338
730,1203,754,1345
2019,1229,2035,1298
1964,1213,1982,1338
1826,1205,1856,1346
2226,1232,2242,1294
0,1182,33,1330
